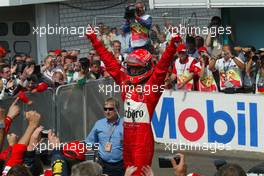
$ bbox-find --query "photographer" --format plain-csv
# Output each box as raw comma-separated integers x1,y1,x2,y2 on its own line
205,16,223,53
194,47,218,92
41,55,56,82
236,46,258,93
253,49,264,94
209,45,245,93
123,0,152,50
0,64,22,99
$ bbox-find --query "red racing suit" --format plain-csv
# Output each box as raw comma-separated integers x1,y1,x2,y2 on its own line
87,33,177,175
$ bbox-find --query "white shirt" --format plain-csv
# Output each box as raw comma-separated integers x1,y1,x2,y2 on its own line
215,57,243,90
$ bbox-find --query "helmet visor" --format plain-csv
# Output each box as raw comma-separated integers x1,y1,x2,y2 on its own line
127,65,148,76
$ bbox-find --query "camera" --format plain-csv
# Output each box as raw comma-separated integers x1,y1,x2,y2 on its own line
41,130,49,138
158,155,181,168
124,4,136,20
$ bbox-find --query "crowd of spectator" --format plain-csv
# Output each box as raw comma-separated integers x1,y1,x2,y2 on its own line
0,98,258,176
0,16,264,100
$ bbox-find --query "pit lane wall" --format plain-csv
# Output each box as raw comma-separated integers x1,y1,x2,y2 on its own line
152,90,263,153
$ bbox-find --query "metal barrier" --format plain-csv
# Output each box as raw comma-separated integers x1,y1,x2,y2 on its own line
0,79,123,143
0,88,56,139
55,83,85,142
55,78,124,142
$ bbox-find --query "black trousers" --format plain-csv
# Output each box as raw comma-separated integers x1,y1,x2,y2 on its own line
98,157,125,176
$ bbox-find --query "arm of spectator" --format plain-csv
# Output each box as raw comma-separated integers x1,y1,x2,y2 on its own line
0,80,5,100
205,32,212,48
10,64,17,75
171,153,187,176
24,126,44,176
196,54,210,78
209,57,217,71
20,65,35,83
86,32,125,85
18,111,41,145
135,15,152,29
48,130,69,176
141,165,154,176
124,166,137,176
27,126,43,151
231,56,245,71
3,144,27,169
0,108,5,151
0,133,17,161
245,57,253,76
3,131,28,175
0,98,20,150
7,133,18,147
195,62,205,79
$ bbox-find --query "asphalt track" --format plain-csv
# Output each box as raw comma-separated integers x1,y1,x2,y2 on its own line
152,143,264,176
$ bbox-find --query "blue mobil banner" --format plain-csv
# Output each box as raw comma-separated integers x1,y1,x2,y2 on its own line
151,90,263,152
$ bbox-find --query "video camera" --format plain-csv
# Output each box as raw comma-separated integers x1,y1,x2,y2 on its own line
234,46,259,62
124,4,136,20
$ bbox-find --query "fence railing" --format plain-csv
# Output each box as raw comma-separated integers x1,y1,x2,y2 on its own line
1,78,262,145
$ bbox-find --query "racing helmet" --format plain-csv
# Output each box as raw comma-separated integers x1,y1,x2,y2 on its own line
126,49,154,84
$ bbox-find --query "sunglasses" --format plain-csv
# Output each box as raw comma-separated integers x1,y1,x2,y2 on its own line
89,53,96,56
104,107,115,111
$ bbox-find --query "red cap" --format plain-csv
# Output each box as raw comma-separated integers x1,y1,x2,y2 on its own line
188,173,201,176
198,46,208,53
0,47,6,58
177,44,187,53
18,91,31,104
171,34,182,43
62,141,87,161
44,170,52,176
55,49,62,56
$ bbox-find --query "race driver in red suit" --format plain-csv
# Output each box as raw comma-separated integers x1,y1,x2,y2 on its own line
86,31,180,175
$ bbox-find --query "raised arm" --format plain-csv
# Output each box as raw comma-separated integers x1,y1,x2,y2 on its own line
146,35,179,103
148,35,179,88
135,15,152,29
86,32,126,85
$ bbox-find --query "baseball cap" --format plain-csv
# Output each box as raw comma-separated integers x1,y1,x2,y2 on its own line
177,44,187,53
198,46,208,53
62,141,87,161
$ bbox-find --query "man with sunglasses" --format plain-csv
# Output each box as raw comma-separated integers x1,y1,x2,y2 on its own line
85,97,124,176
86,29,179,175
